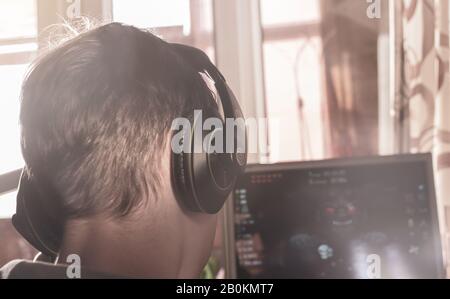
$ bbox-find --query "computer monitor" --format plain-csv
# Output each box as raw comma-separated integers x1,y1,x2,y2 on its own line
230,154,444,279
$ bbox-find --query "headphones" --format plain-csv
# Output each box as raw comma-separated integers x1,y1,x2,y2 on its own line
12,43,248,259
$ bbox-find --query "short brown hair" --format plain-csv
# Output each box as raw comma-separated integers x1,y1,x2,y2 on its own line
20,23,216,219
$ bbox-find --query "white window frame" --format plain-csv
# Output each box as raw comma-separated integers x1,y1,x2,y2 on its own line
212,0,267,278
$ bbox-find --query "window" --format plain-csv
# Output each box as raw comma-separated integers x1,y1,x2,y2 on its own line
0,0,37,39
113,0,191,31
112,0,215,60
260,0,390,163
0,0,37,175
261,0,323,162
261,0,321,26
0,0,38,217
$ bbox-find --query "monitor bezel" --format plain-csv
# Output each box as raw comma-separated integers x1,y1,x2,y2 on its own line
224,153,445,279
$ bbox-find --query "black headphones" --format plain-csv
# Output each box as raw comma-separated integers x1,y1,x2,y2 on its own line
12,43,247,259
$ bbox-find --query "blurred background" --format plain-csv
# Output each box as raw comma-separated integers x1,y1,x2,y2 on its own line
0,0,449,278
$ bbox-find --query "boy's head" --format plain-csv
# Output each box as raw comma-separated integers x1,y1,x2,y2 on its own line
18,23,223,278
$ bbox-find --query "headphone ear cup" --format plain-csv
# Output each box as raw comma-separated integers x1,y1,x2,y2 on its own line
13,169,62,258
171,148,200,213
171,113,236,214
191,151,235,214
168,43,248,214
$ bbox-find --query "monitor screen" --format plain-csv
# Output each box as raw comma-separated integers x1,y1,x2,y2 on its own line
233,154,444,279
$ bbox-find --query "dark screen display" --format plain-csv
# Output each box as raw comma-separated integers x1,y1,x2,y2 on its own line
234,157,442,279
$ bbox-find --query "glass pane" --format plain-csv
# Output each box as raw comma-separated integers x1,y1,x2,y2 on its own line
263,37,325,162
0,64,27,175
261,0,390,163
261,0,321,27
0,0,37,39
0,191,17,219
112,0,215,60
113,0,191,32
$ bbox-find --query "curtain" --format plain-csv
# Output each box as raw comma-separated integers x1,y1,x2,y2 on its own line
401,0,450,269
320,0,380,158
